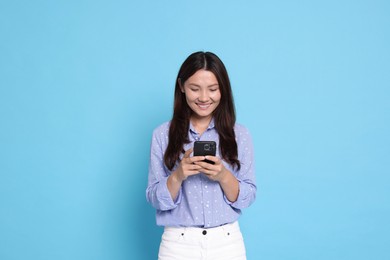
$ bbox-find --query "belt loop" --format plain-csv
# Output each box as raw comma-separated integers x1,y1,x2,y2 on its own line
220,223,227,237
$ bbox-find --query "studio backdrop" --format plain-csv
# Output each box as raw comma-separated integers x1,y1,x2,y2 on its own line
1,1,389,259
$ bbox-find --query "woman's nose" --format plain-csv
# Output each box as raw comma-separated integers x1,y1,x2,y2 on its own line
198,90,209,101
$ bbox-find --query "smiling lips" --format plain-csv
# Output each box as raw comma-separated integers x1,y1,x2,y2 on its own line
196,102,212,110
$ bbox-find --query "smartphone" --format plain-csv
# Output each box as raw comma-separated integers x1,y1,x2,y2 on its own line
193,141,216,164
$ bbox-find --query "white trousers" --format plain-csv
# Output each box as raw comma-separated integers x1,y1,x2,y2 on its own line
158,221,246,260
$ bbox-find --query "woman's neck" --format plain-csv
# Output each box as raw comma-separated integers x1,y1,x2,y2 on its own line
190,116,212,135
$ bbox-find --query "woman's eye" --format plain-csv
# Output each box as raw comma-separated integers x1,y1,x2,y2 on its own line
190,88,198,92
210,89,218,92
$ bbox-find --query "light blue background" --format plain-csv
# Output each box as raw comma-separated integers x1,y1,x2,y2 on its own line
1,1,389,259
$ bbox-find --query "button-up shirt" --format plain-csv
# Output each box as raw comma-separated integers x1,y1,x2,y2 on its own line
146,119,256,228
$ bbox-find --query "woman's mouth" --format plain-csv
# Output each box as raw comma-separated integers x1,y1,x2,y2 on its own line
196,103,211,110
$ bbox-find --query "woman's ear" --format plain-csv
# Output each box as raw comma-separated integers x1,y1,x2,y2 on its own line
178,78,185,93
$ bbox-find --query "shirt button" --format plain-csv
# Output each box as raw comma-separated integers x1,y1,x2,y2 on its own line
202,230,207,235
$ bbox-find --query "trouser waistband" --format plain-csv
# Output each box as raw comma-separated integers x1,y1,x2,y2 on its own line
164,221,240,237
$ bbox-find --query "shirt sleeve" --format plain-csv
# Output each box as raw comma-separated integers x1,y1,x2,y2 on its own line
224,126,257,209
146,127,182,211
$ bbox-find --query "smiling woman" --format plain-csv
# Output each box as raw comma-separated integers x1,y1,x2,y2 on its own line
180,69,221,128
146,51,257,260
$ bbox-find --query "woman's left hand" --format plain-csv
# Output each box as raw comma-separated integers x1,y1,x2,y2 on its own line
194,156,228,182
195,156,240,202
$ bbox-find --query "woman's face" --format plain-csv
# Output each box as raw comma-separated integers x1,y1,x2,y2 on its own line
181,69,221,121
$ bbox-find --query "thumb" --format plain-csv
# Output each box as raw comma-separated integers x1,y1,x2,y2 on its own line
183,148,193,158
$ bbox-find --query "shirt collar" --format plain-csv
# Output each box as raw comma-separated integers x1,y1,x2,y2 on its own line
189,118,215,134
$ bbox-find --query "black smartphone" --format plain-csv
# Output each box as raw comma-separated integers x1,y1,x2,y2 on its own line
193,141,216,164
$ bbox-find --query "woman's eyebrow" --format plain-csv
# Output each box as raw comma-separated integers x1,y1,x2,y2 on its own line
188,83,219,88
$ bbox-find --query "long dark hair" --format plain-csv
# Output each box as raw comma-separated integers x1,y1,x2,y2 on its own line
164,51,240,171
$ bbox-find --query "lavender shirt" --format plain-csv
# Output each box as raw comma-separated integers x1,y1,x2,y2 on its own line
146,119,256,228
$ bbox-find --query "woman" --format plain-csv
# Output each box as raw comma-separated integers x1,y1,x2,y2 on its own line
146,51,256,260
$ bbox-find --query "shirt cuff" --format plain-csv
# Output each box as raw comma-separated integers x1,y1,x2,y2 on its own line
224,178,254,209
157,176,182,210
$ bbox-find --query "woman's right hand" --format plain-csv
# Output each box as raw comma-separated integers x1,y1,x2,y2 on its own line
172,148,205,182
167,148,205,200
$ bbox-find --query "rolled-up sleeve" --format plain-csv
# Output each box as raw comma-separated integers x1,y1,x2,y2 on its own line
146,126,182,211
225,126,257,209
